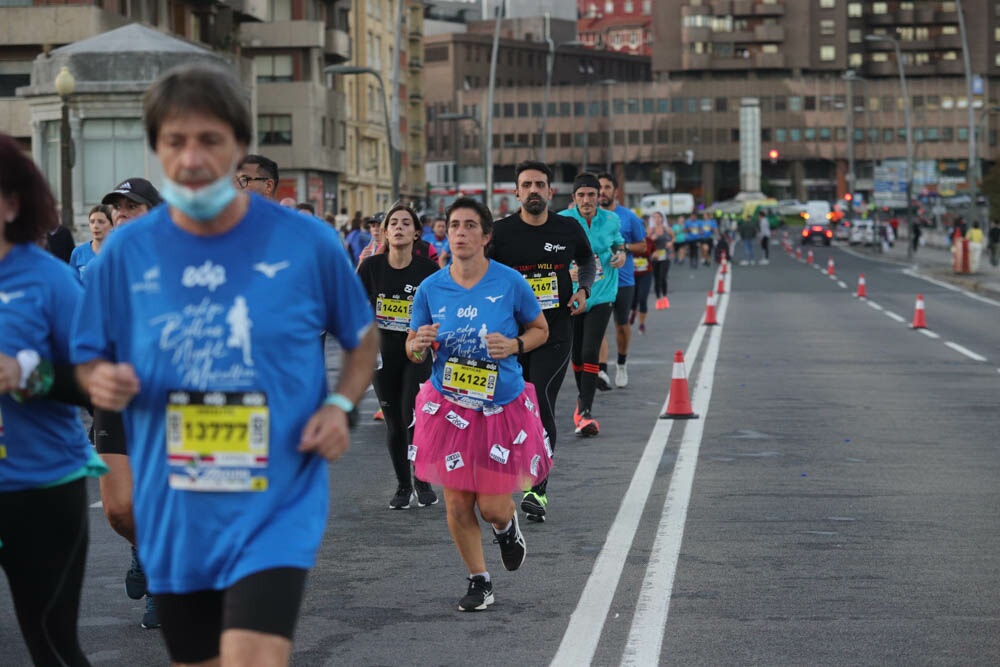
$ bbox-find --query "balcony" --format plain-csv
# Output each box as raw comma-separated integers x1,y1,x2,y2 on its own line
682,26,711,43
681,3,711,17
754,52,785,69
894,8,914,24
866,60,899,77
753,24,784,42
241,21,324,49
408,58,422,70
867,13,895,27
681,52,711,70
713,55,754,70
936,59,965,75
712,30,753,44
934,8,958,24
754,1,784,17
324,28,350,62
936,33,962,50
0,6,127,46
731,0,754,16
711,0,732,15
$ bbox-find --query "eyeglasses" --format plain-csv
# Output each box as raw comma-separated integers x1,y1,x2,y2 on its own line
236,175,272,189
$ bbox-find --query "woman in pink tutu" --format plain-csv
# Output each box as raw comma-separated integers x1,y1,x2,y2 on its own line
406,196,551,612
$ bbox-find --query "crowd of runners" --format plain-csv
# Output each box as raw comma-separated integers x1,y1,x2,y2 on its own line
1,62,728,666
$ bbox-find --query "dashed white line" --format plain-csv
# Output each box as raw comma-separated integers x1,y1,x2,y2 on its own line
836,280,847,289
944,341,987,362
867,301,884,311
919,329,941,339
885,311,906,323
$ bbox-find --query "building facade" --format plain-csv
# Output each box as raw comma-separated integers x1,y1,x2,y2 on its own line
577,0,653,57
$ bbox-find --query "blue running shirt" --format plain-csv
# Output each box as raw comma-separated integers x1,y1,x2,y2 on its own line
69,242,96,281
0,244,92,491
71,196,374,594
410,261,540,409
613,204,646,287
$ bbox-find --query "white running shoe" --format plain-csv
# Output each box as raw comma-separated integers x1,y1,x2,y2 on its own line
615,364,628,388
597,370,612,391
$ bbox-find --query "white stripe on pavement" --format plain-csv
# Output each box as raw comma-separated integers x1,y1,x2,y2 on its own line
836,280,847,289
620,283,728,667
919,329,941,339
944,341,987,362
867,301,884,311
885,311,906,323
552,290,719,667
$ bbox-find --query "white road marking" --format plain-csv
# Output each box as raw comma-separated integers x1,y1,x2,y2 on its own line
837,280,847,289
944,341,987,362
885,311,906,323
918,329,940,339
902,269,1000,307
621,289,727,667
867,301,884,311
552,285,720,666
90,500,103,508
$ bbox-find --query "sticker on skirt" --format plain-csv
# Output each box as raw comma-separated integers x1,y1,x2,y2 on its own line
445,411,470,430
530,454,541,477
445,452,465,471
512,430,527,445
483,404,505,416
543,433,553,457
489,443,510,464
408,444,417,461
524,396,536,414
422,401,441,415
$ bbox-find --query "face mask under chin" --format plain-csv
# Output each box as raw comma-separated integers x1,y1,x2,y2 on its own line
161,174,238,222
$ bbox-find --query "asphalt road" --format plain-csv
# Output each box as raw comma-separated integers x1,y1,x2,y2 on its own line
2,240,998,666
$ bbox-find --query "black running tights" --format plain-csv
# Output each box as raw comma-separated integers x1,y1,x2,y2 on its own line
571,303,613,414
651,259,670,298
372,339,432,489
0,478,91,667
520,338,571,494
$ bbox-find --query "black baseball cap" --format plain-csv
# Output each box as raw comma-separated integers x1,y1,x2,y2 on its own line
101,178,162,208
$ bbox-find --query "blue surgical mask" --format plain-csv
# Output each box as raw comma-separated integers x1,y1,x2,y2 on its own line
161,174,237,222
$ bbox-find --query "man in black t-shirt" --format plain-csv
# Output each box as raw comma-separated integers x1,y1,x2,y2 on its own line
490,160,595,522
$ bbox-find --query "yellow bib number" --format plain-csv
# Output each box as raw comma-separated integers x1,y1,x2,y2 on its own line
633,257,649,272
525,272,559,310
166,391,270,492
375,295,413,332
441,357,498,403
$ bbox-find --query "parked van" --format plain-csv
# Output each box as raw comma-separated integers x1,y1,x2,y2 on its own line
802,200,832,222
639,193,695,217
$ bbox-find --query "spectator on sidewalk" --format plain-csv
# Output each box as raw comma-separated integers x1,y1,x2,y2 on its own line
910,220,922,255
965,220,984,244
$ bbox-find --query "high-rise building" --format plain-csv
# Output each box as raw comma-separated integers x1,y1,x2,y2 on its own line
577,0,653,56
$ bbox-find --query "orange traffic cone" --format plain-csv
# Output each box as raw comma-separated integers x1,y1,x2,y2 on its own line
703,291,718,326
856,274,867,298
721,256,728,275
826,257,835,275
716,275,726,295
795,247,802,260
911,294,928,329
807,249,814,265
660,350,699,420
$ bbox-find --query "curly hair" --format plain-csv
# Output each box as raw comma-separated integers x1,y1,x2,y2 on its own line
0,133,59,245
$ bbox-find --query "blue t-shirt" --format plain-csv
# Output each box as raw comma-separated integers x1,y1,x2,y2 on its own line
699,218,718,242
559,207,625,310
409,261,540,409
69,241,97,281
0,244,91,492
429,235,449,259
684,217,703,241
70,196,374,594
612,204,646,288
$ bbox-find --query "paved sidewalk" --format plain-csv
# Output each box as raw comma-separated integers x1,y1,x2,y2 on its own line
851,227,1000,299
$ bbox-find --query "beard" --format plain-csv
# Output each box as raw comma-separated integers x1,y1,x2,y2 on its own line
523,198,547,215
598,196,613,208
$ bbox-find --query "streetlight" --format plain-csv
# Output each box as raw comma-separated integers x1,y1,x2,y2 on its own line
539,39,582,163
325,64,399,203
842,70,857,219
439,111,488,204
54,66,75,232
865,33,913,257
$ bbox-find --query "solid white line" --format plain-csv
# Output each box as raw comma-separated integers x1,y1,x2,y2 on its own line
902,269,1000,307
885,311,906,323
552,308,713,667
836,280,847,289
919,329,941,339
867,301,884,311
620,284,728,667
944,341,987,362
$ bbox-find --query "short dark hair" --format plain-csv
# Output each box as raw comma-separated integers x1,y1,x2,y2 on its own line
296,201,315,214
239,154,279,183
597,172,617,189
0,132,58,244
446,196,493,236
143,63,252,150
514,160,553,186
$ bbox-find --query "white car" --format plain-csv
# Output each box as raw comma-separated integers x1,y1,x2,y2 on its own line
834,221,852,241
777,199,806,217
849,220,875,246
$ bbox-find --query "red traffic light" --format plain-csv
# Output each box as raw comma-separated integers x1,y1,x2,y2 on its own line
844,193,853,201
768,149,779,163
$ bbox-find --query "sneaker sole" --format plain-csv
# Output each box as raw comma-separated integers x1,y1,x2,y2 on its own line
525,513,546,523
417,496,438,507
576,422,599,437
458,592,495,612
388,503,411,509
520,497,546,517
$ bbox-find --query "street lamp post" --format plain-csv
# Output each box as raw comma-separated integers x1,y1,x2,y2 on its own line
843,70,856,219
324,65,399,203
54,66,75,232
439,111,488,204
866,33,913,258
540,38,582,163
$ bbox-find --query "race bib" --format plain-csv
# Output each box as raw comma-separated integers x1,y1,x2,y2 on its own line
166,390,270,492
441,356,498,404
594,254,605,281
653,249,668,261
633,256,649,272
375,295,412,331
525,271,560,310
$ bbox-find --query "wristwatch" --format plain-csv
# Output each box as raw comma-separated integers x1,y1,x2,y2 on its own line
516,337,525,354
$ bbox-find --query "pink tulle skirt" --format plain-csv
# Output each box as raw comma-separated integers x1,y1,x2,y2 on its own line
410,382,553,495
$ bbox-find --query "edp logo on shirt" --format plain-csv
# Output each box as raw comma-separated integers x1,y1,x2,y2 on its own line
182,261,227,292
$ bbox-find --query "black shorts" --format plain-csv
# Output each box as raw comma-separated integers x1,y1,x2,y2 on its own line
93,409,127,456
613,285,636,325
157,567,308,664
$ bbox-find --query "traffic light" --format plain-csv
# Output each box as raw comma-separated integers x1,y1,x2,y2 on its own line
844,193,853,202
684,149,693,165
768,149,779,164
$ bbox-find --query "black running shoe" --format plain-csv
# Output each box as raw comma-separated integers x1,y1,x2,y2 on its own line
494,513,527,571
125,546,147,600
521,491,547,522
414,479,438,506
458,575,494,612
389,486,413,510
141,595,160,629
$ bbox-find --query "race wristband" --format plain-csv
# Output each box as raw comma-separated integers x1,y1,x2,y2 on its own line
323,393,355,413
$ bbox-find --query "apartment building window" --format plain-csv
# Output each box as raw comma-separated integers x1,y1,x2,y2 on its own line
642,98,654,113
671,128,683,144
848,29,862,43
804,96,816,111
775,128,786,142
255,54,293,82
926,127,940,142
0,73,29,97
819,0,836,8
504,103,515,117
80,119,145,206
820,46,836,61
627,98,639,113
560,102,571,116
643,129,653,144
957,127,969,141
942,127,954,141
657,98,668,113
883,128,894,143
259,115,292,145
872,2,888,14
774,97,786,112
848,2,862,17
804,127,816,141
686,98,698,113
657,127,669,143
819,127,831,140
820,20,835,36
715,97,727,112
532,103,543,117
789,96,802,112
624,0,633,11
560,132,571,147
671,98,683,113
789,129,801,142
271,0,291,22
849,53,863,68
517,102,528,117
574,132,585,147
731,128,740,142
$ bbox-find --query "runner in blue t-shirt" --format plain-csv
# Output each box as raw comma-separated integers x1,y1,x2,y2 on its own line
427,217,451,267
597,173,648,389
684,214,703,268
70,64,378,665
0,133,107,666
407,196,551,612
69,204,113,281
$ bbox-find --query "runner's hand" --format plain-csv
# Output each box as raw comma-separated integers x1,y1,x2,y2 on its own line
411,323,440,354
569,289,588,315
299,405,350,462
610,251,626,269
86,361,140,410
0,353,19,394
485,333,516,359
